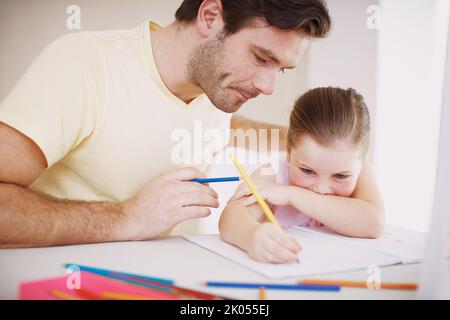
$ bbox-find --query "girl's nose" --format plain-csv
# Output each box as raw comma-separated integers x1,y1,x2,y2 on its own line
312,183,331,195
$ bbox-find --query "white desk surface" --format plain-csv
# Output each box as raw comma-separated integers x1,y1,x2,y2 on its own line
0,236,420,300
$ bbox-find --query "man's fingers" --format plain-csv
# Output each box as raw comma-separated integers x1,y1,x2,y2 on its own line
164,167,206,182
177,192,220,208
172,182,218,199
179,206,212,221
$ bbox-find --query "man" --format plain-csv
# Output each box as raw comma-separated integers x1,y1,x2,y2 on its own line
0,0,331,247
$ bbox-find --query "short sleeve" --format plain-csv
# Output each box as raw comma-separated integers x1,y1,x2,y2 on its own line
0,33,105,167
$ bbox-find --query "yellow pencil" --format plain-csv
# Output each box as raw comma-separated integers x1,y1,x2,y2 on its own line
228,153,281,227
228,153,301,263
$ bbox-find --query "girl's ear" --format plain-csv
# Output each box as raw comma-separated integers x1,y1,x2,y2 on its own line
196,0,225,38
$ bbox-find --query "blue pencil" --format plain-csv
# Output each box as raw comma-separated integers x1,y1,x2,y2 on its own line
192,176,240,183
205,281,340,292
65,264,174,291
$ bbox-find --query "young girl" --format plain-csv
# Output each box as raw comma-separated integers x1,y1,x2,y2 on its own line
219,87,385,264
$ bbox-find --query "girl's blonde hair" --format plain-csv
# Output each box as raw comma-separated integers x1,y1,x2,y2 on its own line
287,87,371,156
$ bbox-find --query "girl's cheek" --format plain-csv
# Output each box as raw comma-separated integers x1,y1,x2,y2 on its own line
333,181,357,197
290,173,314,189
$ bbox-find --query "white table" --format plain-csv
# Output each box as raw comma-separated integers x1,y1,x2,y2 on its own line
0,236,420,300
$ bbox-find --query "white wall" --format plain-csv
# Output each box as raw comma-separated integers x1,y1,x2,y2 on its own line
0,0,181,101
374,0,449,232
305,0,379,140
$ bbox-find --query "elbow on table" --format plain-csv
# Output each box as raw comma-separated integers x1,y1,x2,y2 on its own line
366,208,385,239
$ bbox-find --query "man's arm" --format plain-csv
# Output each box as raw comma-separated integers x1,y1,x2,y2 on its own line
229,115,288,152
0,122,219,248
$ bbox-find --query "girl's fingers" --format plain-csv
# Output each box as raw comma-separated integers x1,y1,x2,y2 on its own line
288,235,302,252
243,195,257,206
242,189,270,206
231,179,266,201
263,238,299,263
259,249,285,264
268,229,302,254
231,184,251,200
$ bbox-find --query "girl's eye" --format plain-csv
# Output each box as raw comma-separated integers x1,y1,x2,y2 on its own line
300,168,315,175
334,174,350,180
279,68,286,74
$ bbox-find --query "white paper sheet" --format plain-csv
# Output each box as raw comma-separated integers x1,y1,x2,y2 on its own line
184,228,402,279
292,225,427,264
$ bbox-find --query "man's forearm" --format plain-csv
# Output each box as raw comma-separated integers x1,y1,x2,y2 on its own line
0,183,129,248
229,115,288,151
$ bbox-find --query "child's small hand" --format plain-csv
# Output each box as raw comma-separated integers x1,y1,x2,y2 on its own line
232,179,292,207
247,223,302,264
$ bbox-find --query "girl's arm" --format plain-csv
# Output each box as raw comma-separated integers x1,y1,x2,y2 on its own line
219,165,301,263
288,160,385,238
218,165,274,251
219,197,264,251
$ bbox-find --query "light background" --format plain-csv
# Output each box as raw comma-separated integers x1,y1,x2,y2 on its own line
0,0,448,233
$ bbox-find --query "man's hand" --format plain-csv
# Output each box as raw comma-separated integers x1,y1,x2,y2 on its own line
121,167,219,240
0,121,219,247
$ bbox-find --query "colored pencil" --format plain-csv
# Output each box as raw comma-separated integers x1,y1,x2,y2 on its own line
49,289,82,300
258,287,267,300
205,281,340,292
192,176,240,183
299,279,417,290
228,153,280,227
65,264,228,300
66,264,173,285
76,288,106,300
101,291,157,300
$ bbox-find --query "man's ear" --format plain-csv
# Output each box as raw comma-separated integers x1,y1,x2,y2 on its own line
196,0,224,37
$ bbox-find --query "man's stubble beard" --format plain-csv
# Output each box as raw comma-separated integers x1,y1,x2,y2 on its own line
187,33,243,114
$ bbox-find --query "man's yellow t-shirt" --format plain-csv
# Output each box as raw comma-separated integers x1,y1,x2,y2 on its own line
0,21,232,206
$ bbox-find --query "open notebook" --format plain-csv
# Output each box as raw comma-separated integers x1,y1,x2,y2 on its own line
183,225,427,279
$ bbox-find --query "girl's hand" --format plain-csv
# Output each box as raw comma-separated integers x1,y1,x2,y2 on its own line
247,223,302,263
231,179,292,207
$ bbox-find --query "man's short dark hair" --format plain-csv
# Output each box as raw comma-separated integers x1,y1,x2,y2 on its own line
175,0,332,38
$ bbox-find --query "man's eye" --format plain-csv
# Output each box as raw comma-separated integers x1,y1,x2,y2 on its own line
254,54,268,65
300,168,314,175
334,174,350,180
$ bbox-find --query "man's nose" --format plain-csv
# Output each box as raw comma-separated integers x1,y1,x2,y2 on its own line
252,69,277,96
